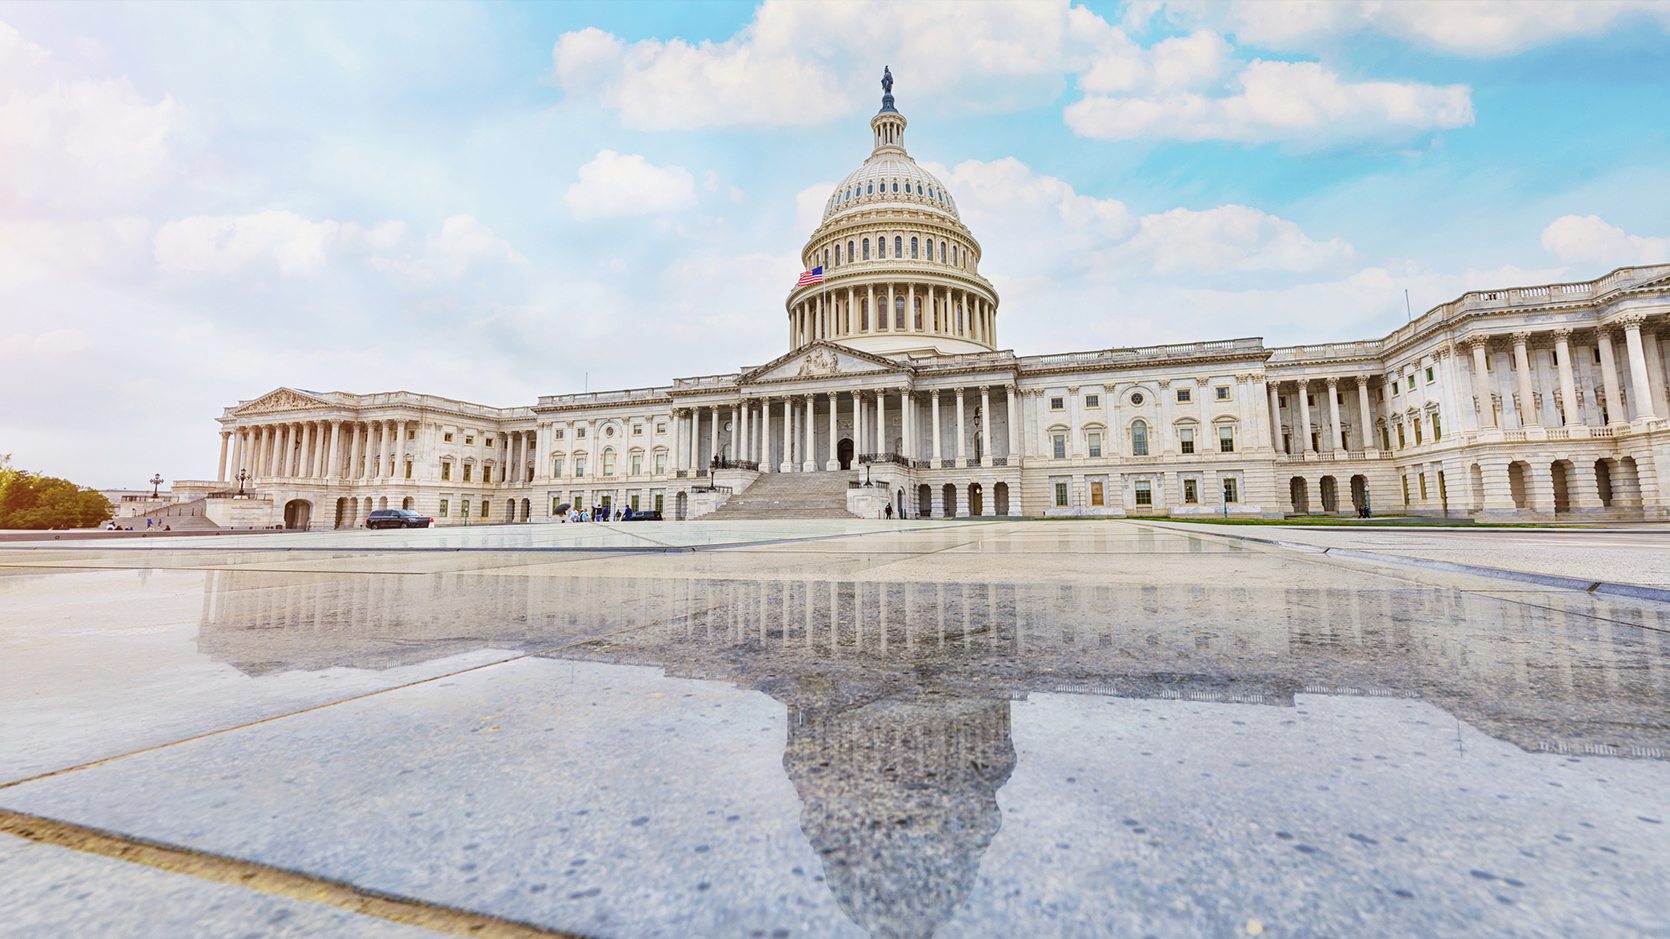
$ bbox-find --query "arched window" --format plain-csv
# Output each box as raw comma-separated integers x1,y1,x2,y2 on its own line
575,454,586,477
867,183,873,195
911,237,918,259
951,245,958,266
957,306,964,335
824,248,830,269
913,297,922,329
861,298,869,330
848,241,854,263
863,238,870,260
925,238,933,260
602,448,615,476
894,296,906,329
940,242,946,262
835,244,841,265
1131,420,1149,457
552,455,564,478
894,236,902,256
892,180,899,192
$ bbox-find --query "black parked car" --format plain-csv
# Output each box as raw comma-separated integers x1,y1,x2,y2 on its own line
366,509,433,529
623,509,663,521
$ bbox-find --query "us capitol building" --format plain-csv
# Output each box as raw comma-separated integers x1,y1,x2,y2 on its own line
191,79,1670,529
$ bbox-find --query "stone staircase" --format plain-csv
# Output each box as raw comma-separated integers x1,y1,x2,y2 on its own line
703,471,861,520
117,497,221,531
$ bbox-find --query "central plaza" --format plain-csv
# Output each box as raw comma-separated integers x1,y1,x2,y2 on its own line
3,518,1668,938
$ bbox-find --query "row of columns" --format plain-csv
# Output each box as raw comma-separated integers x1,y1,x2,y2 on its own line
221,419,410,483
1269,377,1377,455
1466,320,1661,429
672,386,1020,473
792,283,995,348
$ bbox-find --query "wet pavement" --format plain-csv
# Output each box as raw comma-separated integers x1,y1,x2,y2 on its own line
2,520,1667,938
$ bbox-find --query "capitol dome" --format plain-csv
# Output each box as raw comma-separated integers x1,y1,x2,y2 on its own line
785,71,999,359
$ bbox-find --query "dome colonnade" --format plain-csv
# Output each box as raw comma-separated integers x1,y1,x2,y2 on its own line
786,86,998,358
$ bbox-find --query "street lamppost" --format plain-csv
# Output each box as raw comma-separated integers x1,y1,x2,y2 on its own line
235,470,250,496
149,474,164,499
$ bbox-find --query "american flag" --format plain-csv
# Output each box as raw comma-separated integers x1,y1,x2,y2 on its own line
796,266,824,287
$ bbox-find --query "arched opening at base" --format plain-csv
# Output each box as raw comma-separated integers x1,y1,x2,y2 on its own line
1319,475,1338,513
942,483,958,518
402,496,414,510
1551,460,1572,513
1289,477,1309,514
994,481,1010,516
916,484,932,518
969,483,985,517
1508,461,1529,509
838,438,854,471
521,498,531,521
1350,475,1368,514
1595,459,1614,507
283,499,312,530
675,491,689,520
334,497,350,529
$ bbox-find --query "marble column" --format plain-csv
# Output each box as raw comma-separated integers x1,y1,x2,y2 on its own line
1552,329,1580,426
326,421,342,478
876,391,889,457
827,392,839,470
979,386,992,464
217,431,230,481
1597,329,1625,424
1325,378,1341,453
1005,385,1018,463
931,391,941,465
230,429,245,480
955,389,967,467
1622,316,1658,421
1512,332,1539,428
1356,378,1374,450
1297,381,1315,454
901,390,914,461
1467,337,1492,429
709,406,720,469
1268,383,1283,453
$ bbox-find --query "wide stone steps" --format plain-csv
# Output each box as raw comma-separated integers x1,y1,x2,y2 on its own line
703,471,860,520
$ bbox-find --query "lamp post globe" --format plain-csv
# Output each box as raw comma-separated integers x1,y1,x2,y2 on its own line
150,474,164,499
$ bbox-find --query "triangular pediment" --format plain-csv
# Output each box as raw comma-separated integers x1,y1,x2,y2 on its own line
740,342,910,385
235,387,331,415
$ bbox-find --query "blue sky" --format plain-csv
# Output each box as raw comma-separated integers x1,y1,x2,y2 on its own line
2,0,1668,487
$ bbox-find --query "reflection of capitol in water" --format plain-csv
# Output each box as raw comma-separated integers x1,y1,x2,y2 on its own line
196,568,1668,936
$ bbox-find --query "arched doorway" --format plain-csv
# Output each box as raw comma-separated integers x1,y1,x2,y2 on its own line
1350,475,1368,513
1320,476,1338,513
675,491,689,520
1289,477,1309,514
838,438,854,470
378,496,388,510
521,498,531,521
917,484,932,518
402,497,414,510
896,488,905,518
994,481,1010,516
1551,461,1571,513
1508,461,1529,509
942,483,958,518
1469,464,1484,511
334,497,349,529
283,499,311,530
1595,459,1614,507
969,483,985,517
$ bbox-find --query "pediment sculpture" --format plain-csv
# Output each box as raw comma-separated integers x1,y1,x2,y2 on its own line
797,349,841,377
238,389,321,414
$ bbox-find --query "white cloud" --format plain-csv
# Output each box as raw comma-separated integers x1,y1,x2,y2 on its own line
1097,204,1356,274
795,181,837,237
1067,59,1473,145
367,215,524,287
564,150,697,221
0,217,150,289
1541,215,1670,267
153,211,341,277
0,20,178,213
930,157,1136,280
1166,0,1670,57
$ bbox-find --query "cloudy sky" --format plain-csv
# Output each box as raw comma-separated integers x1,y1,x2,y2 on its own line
2,1,1668,487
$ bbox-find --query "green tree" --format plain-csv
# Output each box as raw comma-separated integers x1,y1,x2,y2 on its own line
0,458,115,529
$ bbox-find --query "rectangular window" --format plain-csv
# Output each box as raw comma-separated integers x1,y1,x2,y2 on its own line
1306,394,1315,407
1050,396,1064,410
444,432,455,442
552,497,561,516
1218,426,1235,452
632,425,643,436
1407,375,1416,391
479,500,488,518
1402,476,1410,505
439,499,449,517
441,463,451,481
553,457,563,478
1087,432,1102,458
1134,481,1152,506
1425,366,1435,383
1223,478,1239,503
577,427,586,438
631,454,642,476
1131,424,1148,456
1376,388,1384,401
575,455,586,476
555,429,564,439
1593,347,1601,364
465,436,474,445
1054,482,1068,507
462,464,472,482
1215,386,1230,400
485,438,494,448
1090,481,1104,506
407,430,415,440
1179,427,1195,454
1431,414,1442,441
655,453,666,474
1397,424,1406,448
654,494,664,514
631,495,640,511
1052,434,1066,459
1414,420,1423,445
1183,479,1199,503
1419,473,1428,500
404,462,411,479
1085,394,1100,408
1179,388,1193,403
1390,379,1399,396
657,423,666,434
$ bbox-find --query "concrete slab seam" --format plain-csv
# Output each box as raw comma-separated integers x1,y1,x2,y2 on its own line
0,808,582,939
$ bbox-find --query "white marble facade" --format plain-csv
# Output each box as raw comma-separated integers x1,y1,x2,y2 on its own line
215,94,1670,528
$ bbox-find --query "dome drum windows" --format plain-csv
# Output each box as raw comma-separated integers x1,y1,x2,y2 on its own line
911,237,918,259
863,239,871,260
894,236,902,256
